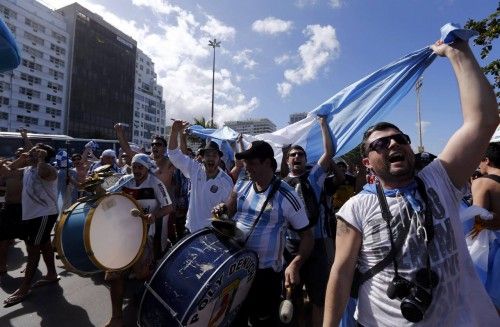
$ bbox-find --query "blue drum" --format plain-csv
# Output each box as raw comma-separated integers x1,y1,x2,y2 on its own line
138,228,258,327
55,193,147,275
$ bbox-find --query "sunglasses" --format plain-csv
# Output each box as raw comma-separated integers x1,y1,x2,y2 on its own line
367,133,411,153
151,143,164,147
289,152,305,158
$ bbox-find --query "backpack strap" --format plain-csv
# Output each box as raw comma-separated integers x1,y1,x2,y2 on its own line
482,174,500,184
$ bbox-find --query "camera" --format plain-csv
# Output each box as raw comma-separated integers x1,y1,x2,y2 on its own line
386,269,438,323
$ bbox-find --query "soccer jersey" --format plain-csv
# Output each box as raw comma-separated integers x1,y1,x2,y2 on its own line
167,148,233,232
111,173,171,214
22,166,58,220
233,178,309,271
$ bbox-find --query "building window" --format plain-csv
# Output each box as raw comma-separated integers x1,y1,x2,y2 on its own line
0,112,8,120
51,31,67,44
24,31,44,46
50,43,66,56
46,94,62,104
18,100,40,111
19,87,41,98
5,22,15,34
0,96,9,105
20,73,41,85
21,59,42,72
0,5,17,20
46,107,61,116
22,44,43,59
47,81,63,92
48,69,64,79
49,56,65,67
25,18,46,33
45,120,61,129
16,115,38,125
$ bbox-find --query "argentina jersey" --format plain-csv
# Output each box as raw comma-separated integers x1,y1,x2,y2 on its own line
233,178,309,272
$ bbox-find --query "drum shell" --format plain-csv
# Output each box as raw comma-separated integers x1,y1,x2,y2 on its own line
55,193,146,275
138,228,258,327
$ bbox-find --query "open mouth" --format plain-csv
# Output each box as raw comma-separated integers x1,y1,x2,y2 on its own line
388,153,405,163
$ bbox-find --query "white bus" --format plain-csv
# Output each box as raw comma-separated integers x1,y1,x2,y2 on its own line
0,132,120,159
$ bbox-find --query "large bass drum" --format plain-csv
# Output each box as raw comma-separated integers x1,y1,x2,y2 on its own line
138,227,258,327
54,193,147,275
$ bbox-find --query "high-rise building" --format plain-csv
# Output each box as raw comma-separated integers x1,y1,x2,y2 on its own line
133,49,166,148
289,112,307,124
58,3,137,140
224,118,276,135
0,0,69,134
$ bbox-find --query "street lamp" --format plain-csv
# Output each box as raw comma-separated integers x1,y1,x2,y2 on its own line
208,38,221,128
415,77,424,153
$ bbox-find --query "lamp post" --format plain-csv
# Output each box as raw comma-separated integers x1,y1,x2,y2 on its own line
208,38,220,128
415,77,424,153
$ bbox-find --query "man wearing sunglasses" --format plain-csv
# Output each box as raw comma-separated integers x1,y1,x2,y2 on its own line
324,40,500,326
283,116,334,326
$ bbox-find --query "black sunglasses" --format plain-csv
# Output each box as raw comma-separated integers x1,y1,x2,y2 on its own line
367,133,411,153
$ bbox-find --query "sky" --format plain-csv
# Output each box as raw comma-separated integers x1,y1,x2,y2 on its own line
37,0,498,155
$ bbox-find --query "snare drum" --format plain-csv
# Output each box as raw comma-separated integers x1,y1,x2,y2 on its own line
55,193,147,275
138,228,258,327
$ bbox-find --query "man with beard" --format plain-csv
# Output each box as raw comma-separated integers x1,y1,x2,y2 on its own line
105,153,172,327
167,120,233,234
1,143,59,307
323,40,499,326
283,116,333,327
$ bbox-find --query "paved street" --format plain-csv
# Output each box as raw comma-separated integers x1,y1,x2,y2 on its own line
0,240,142,327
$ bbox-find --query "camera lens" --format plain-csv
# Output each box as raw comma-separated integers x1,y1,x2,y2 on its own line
400,286,432,322
386,276,412,300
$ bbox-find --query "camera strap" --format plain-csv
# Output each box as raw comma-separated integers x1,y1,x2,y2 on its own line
355,180,412,285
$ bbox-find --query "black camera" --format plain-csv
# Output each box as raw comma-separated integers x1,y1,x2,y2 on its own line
386,269,438,323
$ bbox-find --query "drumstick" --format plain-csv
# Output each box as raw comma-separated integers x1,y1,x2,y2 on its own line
279,286,293,324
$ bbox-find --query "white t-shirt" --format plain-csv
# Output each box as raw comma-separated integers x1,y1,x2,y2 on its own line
233,178,309,271
167,148,233,233
22,166,58,220
338,160,499,326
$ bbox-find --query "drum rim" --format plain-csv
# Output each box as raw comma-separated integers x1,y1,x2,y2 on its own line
138,227,258,325
83,192,147,272
54,201,99,276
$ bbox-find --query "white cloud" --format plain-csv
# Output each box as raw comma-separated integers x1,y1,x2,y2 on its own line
233,49,257,69
37,0,255,126
295,0,317,8
278,24,340,97
277,82,292,98
201,15,236,41
329,0,343,8
274,54,291,65
252,17,293,35
417,120,431,135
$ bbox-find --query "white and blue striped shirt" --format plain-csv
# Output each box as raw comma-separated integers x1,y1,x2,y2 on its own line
233,178,309,272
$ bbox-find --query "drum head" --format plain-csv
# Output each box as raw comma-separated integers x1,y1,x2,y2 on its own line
88,193,145,270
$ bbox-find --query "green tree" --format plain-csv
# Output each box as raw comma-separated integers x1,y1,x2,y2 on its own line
193,117,218,129
465,3,500,100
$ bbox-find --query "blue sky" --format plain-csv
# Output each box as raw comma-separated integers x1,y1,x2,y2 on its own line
39,0,498,155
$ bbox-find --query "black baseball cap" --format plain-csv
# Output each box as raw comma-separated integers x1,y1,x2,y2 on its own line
236,140,274,160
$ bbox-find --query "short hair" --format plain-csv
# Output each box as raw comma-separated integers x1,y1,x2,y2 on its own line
152,136,167,147
35,143,55,163
336,161,347,169
287,145,307,158
360,122,403,157
485,142,500,168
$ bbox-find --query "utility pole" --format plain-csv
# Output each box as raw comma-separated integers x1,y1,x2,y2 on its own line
415,77,424,153
208,38,220,128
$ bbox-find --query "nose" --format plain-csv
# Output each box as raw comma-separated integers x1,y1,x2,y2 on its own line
387,137,400,149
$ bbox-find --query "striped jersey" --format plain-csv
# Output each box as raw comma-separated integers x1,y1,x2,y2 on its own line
233,177,309,271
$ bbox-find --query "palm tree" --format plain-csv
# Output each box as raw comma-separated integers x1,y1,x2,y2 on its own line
193,116,218,129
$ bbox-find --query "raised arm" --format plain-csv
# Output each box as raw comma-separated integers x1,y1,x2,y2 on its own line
317,116,334,171
179,125,189,155
114,123,135,159
20,128,33,151
168,120,190,151
434,40,499,188
323,218,362,326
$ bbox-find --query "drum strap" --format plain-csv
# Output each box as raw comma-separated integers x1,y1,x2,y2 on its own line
244,177,282,246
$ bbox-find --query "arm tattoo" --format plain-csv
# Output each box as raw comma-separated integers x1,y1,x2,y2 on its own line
336,218,351,236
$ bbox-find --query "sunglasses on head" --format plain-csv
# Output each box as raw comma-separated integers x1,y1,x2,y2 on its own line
289,151,305,158
367,133,411,153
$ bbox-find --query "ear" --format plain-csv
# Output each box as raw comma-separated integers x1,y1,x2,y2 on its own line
362,157,372,170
